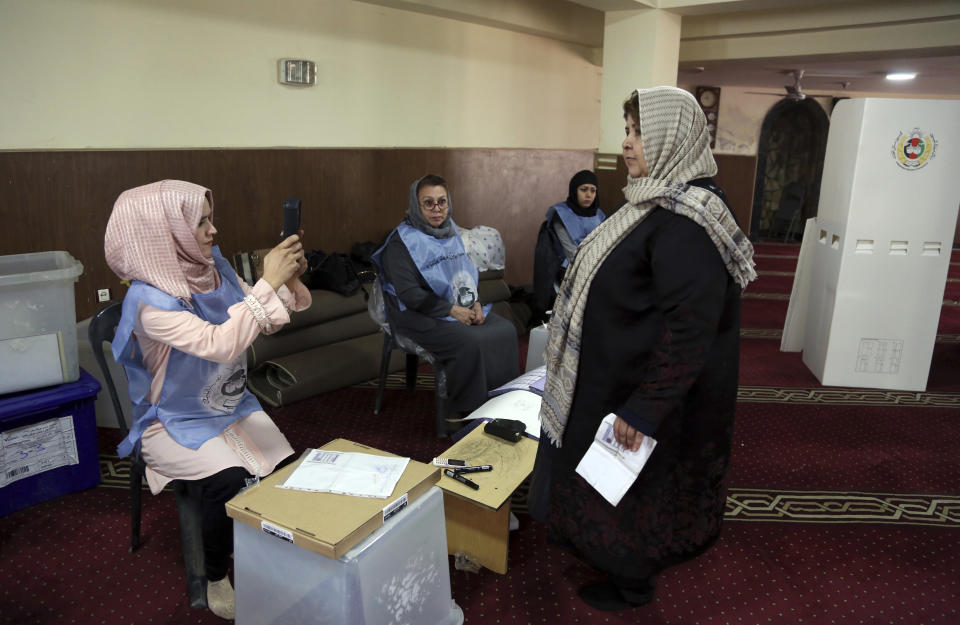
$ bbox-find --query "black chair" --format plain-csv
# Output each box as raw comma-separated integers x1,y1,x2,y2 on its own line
367,281,450,438
88,302,207,610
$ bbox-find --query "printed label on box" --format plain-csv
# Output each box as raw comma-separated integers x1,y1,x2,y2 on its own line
382,493,408,522
261,520,294,543
1,415,79,488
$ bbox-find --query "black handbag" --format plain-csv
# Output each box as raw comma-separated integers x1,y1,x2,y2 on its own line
304,250,361,296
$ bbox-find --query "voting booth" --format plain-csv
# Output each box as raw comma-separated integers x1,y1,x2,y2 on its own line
782,98,960,391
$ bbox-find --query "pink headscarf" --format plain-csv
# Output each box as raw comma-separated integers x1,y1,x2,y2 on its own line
105,180,220,300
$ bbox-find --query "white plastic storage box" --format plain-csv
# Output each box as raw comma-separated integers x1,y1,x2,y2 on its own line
0,251,84,395
233,486,463,625
525,323,548,372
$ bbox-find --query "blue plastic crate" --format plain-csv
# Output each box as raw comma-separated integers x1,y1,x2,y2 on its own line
0,368,101,517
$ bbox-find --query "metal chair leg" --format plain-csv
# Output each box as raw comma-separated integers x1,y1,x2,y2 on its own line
174,481,207,610
435,391,448,438
374,333,392,415
405,353,419,392
129,457,145,553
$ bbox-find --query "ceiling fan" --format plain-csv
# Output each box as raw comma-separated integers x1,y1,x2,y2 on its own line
747,70,839,100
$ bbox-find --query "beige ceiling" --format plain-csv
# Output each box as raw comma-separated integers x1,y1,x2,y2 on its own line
570,0,960,97
670,0,960,96
361,0,960,97
568,0,816,13
678,51,960,97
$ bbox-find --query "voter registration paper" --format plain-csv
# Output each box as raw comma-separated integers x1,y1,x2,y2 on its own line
575,414,657,506
278,450,409,499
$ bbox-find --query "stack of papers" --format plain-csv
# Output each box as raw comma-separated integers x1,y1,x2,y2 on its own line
278,450,410,499
489,366,546,397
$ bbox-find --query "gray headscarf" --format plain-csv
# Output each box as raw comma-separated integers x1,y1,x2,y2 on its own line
539,86,757,447
404,175,457,239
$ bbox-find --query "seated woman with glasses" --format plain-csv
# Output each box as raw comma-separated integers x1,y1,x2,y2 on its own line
373,174,519,428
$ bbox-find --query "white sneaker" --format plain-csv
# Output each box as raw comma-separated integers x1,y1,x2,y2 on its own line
207,576,236,620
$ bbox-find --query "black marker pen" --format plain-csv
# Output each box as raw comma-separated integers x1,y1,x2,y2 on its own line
444,469,479,490
453,465,493,474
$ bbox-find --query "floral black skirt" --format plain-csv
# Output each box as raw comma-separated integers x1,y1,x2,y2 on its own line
532,431,731,584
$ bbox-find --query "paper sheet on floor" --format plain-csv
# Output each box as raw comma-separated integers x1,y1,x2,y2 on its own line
575,414,657,506
277,450,409,498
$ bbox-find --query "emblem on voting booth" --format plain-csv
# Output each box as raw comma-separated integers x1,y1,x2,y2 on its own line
891,128,937,170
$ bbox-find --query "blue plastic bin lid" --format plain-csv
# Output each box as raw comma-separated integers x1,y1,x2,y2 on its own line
0,368,101,420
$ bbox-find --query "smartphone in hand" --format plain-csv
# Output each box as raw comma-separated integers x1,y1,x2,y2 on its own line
281,198,301,240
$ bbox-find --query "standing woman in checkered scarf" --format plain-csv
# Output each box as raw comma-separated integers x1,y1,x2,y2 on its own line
104,180,310,619
528,87,756,611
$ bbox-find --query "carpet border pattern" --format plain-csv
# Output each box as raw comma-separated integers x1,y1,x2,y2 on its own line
725,488,960,527
737,386,960,407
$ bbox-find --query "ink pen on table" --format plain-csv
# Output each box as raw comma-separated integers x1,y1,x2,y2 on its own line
444,469,479,490
452,465,493,474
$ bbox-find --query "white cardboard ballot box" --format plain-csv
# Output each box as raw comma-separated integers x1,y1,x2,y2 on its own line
782,98,960,391
226,439,438,558
227,439,460,625
233,486,462,625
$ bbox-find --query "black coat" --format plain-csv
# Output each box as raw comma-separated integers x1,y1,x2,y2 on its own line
532,179,742,582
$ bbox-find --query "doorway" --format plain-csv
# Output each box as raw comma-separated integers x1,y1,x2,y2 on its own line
750,99,830,241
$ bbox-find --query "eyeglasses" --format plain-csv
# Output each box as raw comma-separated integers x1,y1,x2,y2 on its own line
420,197,448,211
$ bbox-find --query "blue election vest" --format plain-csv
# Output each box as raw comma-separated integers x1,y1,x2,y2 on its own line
372,221,491,322
113,247,263,458
546,202,606,266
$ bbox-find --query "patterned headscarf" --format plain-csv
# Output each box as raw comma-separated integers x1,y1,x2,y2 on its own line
104,180,220,300
539,86,756,447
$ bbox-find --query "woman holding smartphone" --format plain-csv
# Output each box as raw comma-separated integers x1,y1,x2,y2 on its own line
104,180,310,619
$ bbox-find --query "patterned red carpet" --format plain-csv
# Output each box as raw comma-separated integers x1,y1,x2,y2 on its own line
2,242,959,624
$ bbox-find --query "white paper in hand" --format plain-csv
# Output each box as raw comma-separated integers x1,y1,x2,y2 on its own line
575,414,657,506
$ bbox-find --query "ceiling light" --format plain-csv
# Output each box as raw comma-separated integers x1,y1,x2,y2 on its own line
885,72,916,81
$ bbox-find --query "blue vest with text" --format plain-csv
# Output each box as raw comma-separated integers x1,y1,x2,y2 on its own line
373,222,490,322
113,247,263,458
546,202,606,266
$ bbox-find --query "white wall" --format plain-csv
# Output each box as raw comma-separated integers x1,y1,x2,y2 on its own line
683,86,959,157
0,0,602,150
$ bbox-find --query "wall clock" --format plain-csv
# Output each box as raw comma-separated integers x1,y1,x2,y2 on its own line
695,86,721,149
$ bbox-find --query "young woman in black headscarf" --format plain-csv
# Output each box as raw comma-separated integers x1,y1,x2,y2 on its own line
372,174,519,428
533,170,606,318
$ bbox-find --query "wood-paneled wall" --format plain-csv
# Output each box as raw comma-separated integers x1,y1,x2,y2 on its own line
0,148,766,322
1,149,593,320
595,152,757,233
713,153,758,233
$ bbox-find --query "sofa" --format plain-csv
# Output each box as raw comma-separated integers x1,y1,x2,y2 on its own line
245,269,521,407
